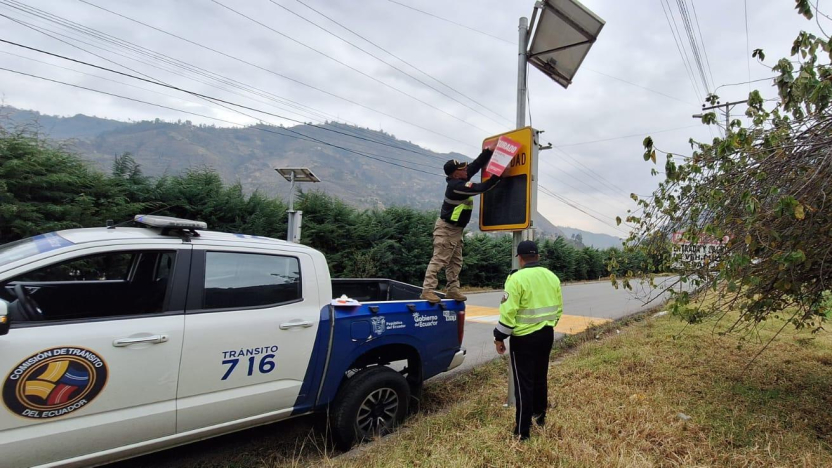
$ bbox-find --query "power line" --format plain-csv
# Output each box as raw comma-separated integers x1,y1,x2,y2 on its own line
268,0,510,128
676,0,712,93
689,1,716,91
714,76,774,93
374,0,689,201
1,7,364,153
556,124,700,147
582,68,694,105
743,0,751,93
553,146,630,197
0,49,211,108
386,0,693,107
0,38,455,165
386,0,513,45
293,0,510,124
0,32,449,165
538,185,628,234
0,66,445,177
0,12,357,144
73,0,478,150
540,185,621,226
211,0,491,134
6,0,436,150
539,167,628,211
659,0,703,101
0,8,338,126
537,147,630,207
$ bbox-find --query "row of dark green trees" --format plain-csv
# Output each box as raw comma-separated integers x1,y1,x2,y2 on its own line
0,129,647,288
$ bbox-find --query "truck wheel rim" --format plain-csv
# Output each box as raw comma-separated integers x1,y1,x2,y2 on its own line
356,387,399,438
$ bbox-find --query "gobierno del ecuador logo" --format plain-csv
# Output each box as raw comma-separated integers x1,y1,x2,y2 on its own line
3,346,108,420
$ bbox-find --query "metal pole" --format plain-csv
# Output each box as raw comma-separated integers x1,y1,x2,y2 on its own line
512,16,529,272
506,15,529,408
725,106,730,134
287,172,295,243
289,172,295,212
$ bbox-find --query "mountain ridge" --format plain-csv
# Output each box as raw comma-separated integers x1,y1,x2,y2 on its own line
1,106,621,248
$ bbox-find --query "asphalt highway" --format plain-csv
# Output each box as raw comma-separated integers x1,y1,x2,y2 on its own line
449,275,681,375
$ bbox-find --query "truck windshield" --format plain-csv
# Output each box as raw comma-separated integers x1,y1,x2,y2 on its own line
0,233,74,268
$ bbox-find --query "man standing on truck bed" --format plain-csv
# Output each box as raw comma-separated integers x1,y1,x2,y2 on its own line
420,147,500,304
493,240,563,441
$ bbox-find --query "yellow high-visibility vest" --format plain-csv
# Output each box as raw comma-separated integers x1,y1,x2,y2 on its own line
495,264,563,337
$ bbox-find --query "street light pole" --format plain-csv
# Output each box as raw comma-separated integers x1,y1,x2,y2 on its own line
514,16,529,272
275,167,320,243
503,0,604,411
506,15,531,409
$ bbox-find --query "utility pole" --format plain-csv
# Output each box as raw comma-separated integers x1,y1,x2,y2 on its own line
692,99,748,134
513,16,529,271
506,15,532,409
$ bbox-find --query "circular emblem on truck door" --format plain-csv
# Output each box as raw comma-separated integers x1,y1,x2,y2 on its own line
3,346,108,420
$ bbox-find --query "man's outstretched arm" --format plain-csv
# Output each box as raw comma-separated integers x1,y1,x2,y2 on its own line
466,148,493,178
451,175,501,196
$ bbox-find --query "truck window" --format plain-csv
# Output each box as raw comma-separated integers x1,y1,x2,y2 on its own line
203,252,301,310
3,250,178,322
15,252,134,282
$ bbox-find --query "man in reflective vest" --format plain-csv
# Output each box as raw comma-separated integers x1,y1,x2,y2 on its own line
493,240,563,441
420,148,501,303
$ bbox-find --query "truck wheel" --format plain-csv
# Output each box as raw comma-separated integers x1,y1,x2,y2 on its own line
331,366,410,450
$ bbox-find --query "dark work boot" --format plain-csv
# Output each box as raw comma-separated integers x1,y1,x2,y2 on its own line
420,290,441,304
445,290,467,301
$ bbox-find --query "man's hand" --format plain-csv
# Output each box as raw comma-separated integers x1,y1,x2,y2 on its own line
494,340,506,355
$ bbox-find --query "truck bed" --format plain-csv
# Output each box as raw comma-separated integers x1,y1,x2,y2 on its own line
332,278,445,302
291,279,462,415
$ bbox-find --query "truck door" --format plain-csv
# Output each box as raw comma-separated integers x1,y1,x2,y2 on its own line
176,246,322,432
0,245,189,468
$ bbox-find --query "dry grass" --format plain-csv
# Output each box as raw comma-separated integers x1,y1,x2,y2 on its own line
308,312,832,468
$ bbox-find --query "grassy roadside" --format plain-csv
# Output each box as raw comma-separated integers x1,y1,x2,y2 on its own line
312,311,832,468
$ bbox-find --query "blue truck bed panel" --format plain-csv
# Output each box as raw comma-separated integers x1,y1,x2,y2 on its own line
292,299,464,413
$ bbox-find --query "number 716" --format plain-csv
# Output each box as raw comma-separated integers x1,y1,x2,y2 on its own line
221,354,276,380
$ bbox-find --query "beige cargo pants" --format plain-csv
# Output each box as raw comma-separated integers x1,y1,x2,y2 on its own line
422,218,464,292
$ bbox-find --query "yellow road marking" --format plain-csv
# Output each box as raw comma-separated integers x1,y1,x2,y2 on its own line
465,305,611,335
465,305,500,317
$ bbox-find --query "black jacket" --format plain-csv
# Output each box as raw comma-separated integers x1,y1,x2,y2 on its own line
439,149,500,227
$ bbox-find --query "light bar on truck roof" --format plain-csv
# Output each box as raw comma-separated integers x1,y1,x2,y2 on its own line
134,215,207,230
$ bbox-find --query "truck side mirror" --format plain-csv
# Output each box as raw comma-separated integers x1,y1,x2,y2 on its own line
0,300,9,336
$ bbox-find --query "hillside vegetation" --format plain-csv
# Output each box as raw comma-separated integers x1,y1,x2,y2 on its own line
2,106,629,248
0,127,648,287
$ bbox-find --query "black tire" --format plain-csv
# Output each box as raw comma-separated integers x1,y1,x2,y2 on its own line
330,366,410,451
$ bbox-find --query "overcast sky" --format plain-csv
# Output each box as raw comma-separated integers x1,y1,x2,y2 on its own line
0,0,823,236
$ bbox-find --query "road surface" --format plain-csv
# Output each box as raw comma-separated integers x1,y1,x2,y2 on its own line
449,275,680,375
109,276,680,468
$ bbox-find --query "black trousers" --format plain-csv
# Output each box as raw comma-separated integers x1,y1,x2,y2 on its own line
509,326,554,437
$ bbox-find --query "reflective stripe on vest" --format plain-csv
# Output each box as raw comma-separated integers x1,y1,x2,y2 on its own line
516,305,559,316
450,197,474,221
444,197,470,205
516,313,560,324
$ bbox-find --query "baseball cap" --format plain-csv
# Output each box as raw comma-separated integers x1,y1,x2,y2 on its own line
516,240,538,256
443,159,468,176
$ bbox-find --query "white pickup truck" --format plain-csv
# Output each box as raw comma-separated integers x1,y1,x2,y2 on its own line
0,216,466,467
